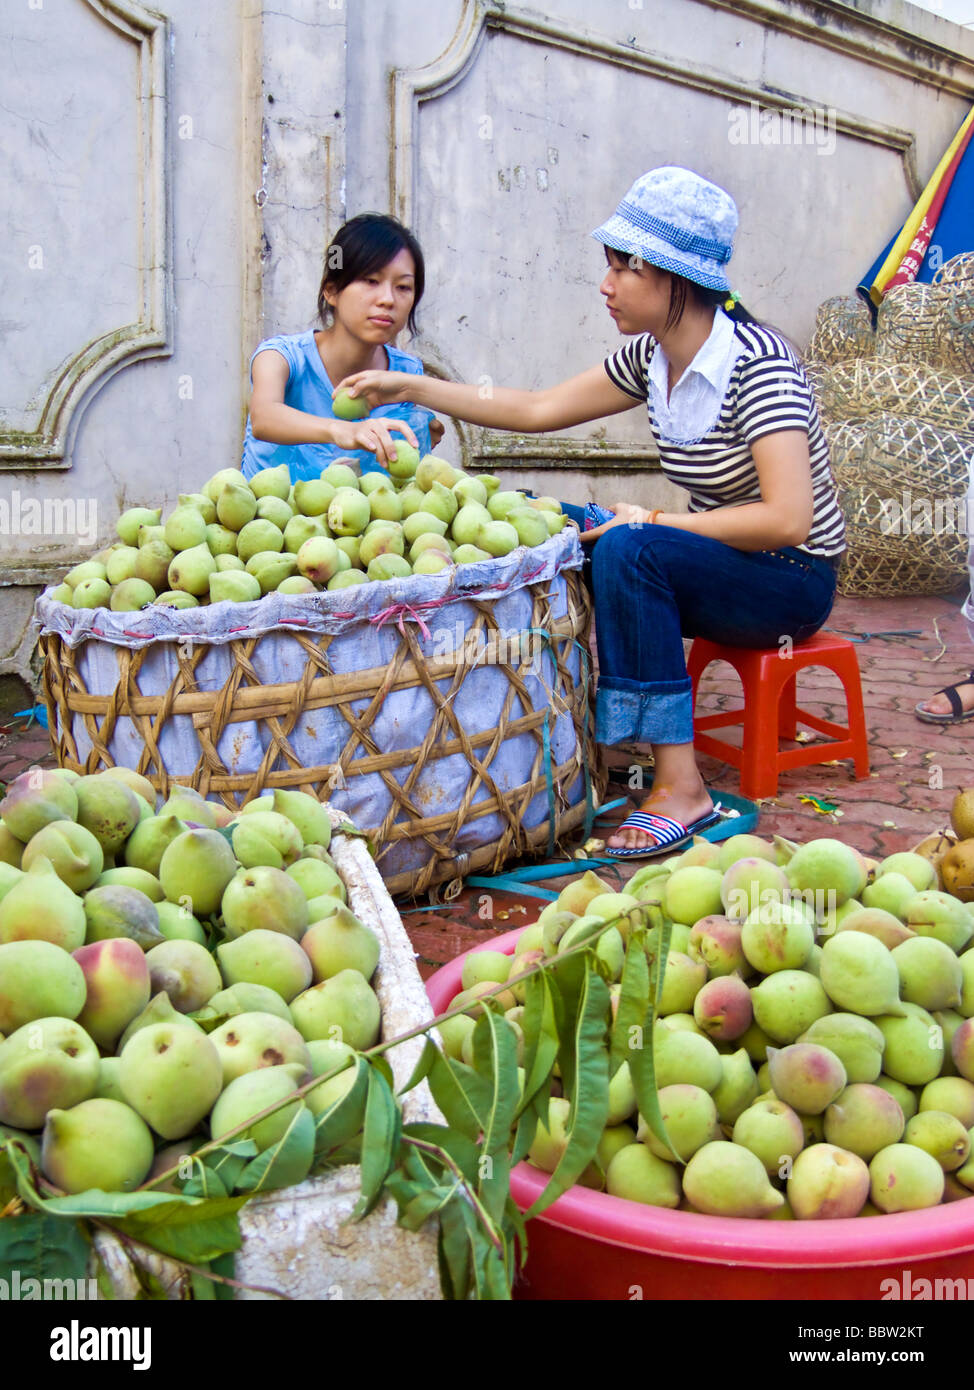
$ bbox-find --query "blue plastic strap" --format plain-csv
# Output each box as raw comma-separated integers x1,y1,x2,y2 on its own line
477,861,594,883
399,903,469,915
466,875,559,902
13,705,48,730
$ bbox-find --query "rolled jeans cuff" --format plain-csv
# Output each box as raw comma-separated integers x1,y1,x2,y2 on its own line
595,677,694,746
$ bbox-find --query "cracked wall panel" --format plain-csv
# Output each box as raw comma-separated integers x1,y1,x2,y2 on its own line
410,27,903,418
1,2,147,449
1,0,249,587
259,0,346,336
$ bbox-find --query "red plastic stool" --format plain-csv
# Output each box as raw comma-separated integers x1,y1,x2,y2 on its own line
687,632,870,800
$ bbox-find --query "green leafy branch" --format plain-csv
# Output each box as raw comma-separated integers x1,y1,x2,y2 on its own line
0,895,674,1301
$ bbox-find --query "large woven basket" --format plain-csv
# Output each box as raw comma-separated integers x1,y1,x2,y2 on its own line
806,254,974,599
876,265,974,376
38,540,602,898
826,414,972,597
814,360,974,435
806,293,877,367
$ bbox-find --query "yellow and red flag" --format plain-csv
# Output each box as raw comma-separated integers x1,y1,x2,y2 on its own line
858,105,974,313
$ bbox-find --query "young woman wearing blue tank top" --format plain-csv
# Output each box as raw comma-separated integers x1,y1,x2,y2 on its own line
241,213,444,481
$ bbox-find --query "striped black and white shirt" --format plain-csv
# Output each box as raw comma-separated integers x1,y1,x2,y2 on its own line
604,321,846,558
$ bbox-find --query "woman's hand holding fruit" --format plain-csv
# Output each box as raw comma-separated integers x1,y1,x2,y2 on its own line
329,416,418,466
335,370,412,410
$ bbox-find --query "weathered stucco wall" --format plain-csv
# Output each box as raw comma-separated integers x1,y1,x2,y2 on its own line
3,0,974,685
1,0,260,683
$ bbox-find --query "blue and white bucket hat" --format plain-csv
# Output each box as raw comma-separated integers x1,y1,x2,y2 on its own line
591,166,737,293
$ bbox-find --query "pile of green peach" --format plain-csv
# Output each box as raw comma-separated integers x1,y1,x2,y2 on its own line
0,768,381,1194
445,832,974,1221
46,451,570,612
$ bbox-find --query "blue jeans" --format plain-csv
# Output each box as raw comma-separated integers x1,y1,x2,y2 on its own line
562,511,838,747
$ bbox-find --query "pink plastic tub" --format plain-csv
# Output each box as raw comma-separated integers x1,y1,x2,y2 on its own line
426,929,974,1301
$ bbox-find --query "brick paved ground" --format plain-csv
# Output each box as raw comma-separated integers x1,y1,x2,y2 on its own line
5,591,972,979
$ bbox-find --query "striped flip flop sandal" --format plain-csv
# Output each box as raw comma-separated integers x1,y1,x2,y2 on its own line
604,804,724,860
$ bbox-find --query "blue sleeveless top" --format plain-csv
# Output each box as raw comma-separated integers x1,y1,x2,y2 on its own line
240,331,436,481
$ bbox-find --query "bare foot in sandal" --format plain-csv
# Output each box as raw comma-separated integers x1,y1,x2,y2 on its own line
606,781,715,852
915,672,974,724
605,742,717,853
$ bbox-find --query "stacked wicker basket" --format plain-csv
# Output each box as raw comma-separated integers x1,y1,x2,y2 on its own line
806,254,974,597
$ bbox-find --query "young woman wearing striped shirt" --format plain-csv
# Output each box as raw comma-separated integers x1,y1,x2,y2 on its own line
337,167,846,858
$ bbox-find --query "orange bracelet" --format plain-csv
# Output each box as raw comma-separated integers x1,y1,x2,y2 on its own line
648,508,662,525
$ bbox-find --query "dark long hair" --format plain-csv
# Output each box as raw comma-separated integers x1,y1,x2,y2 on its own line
317,213,426,335
608,247,758,337
664,275,756,332
663,272,805,359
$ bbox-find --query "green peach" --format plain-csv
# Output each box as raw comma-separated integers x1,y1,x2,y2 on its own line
683,1140,785,1217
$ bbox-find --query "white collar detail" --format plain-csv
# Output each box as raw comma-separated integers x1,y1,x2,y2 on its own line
647,307,745,445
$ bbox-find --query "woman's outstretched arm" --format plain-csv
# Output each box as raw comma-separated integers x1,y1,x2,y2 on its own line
335,363,640,433
581,431,816,552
